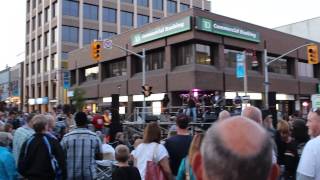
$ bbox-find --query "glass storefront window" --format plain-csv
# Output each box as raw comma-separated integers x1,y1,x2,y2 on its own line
176,43,214,66
224,48,259,71
268,55,290,74
85,66,99,81
107,60,127,77
196,44,211,65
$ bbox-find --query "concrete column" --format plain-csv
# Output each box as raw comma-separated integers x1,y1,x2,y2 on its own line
98,0,103,39
126,55,133,78
117,0,121,34
133,0,138,28
48,0,53,111
164,45,172,71
164,0,168,17
79,0,84,48
149,0,153,22
177,0,181,12
217,44,225,69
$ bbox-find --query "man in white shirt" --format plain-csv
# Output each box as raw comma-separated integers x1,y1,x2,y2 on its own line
297,109,320,180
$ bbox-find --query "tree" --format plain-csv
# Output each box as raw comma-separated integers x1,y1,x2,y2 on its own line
71,88,85,112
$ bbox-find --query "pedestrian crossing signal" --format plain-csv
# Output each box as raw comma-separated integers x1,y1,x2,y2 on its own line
91,41,102,62
142,85,152,97
307,44,319,64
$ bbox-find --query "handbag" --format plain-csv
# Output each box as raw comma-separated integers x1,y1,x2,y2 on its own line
145,143,166,180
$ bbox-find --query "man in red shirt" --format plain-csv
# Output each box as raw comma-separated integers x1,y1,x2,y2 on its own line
91,113,104,132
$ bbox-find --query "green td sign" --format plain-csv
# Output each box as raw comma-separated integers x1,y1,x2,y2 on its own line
131,16,191,46
196,16,260,43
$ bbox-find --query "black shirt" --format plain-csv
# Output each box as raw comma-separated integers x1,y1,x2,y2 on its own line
112,166,141,180
164,135,193,176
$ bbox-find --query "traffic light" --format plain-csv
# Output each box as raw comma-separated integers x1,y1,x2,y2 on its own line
142,84,152,97
307,44,319,64
91,41,102,62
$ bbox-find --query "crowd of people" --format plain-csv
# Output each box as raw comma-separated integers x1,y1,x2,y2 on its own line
0,104,319,180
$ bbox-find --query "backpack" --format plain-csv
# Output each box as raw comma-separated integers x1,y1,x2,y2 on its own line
24,134,62,180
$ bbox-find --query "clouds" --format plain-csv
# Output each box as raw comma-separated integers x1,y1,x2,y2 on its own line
210,0,320,28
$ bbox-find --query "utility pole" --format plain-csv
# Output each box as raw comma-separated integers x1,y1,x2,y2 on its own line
98,40,147,122
264,43,315,109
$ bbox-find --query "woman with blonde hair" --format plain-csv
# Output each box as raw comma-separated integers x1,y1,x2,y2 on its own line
176,133,204,180
132,122,172,180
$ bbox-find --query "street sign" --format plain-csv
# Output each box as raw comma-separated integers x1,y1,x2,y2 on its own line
311,94,320,108
103,39,112,49
236,53,245,78
242,95,250,101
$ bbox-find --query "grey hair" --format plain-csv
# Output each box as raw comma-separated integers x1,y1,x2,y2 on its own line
201,120,273,180
32,114,50,133
241,106,263,124
218,110,231,121
0,132,13,147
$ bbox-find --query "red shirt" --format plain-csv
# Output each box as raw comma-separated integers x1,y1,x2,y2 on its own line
92,115,104,130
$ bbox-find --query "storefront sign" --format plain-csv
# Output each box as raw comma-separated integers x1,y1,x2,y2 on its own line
35,97,49,105
131,16,191,46
312,94,320,108
196,16,260,43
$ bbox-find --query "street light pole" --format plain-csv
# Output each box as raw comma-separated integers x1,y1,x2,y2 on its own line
104,41,147,122
264,43,314,109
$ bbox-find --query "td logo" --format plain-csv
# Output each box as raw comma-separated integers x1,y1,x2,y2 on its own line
202,19,212,31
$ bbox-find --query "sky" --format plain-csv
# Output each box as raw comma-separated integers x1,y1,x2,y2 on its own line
0,0,319,70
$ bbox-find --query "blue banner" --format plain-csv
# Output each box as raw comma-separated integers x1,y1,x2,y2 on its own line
236,53,245,78
63,72,70,89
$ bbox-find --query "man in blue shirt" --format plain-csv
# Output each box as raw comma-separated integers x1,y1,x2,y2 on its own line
0,132,17,180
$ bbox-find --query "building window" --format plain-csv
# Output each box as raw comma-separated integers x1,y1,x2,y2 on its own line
32,0,36,9
32,17,36,31
37,35,42,50
121,0,133,3
26,64,29,77
102,31,116,39
51,53,58,70
31,39,35,53
176,44,193,66
268,55,290,74
52,27,57,44
83,28,98,45
63,0,79,17
224,48,259,71
121,11,133,27
45,7,49,23
167,0,177,14
153,0,163,10
62,52,69,60
105,60,127,78
52,2,57,18
37,59,41,73
85,66,99,81
44,31,49,47
26,21,30,34
26,43,30,55
180,3,189,12
137,14,149,27
137,0,148,7
103,7,116,23
27,0,30,13
44,56,48,72
83,3,98,20
146,50,164,71
298,61,314,78
62,26,79,43
196,44,212,65
38,12,42,27
31,62,35,75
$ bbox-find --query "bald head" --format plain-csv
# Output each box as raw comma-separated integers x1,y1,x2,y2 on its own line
200,116,273,180
241,106,262,124
218,110,231,121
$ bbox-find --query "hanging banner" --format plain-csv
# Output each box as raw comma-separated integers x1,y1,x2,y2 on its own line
236,53,245,78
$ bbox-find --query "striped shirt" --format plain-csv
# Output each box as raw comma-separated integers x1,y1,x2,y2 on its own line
12,126,34,164
60,128,102,180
